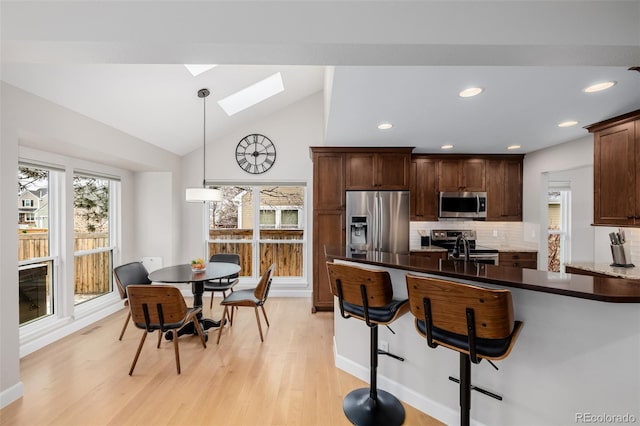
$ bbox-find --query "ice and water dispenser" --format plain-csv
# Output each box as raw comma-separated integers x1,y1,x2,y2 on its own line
349,215,368,253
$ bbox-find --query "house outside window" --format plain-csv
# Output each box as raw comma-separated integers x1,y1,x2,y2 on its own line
22,199,33,207
207,185,306,281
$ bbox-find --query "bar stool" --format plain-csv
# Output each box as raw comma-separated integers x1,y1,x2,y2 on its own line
405,275,523,426
326,261,409,426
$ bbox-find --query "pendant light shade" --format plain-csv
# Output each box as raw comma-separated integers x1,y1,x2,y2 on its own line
186,88,223,202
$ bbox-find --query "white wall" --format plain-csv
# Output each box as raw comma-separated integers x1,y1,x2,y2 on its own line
181,92,324,291
0,83,182,407
523,135,594,268
546,166,594,263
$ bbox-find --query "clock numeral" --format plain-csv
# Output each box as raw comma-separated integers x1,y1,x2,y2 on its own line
266,151,275,157
236,151,246,159
238,158,248,168
264,158,274,167
252,135,259,144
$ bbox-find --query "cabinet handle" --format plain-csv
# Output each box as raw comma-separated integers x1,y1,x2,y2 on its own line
628,216,635,219
514,262,520,267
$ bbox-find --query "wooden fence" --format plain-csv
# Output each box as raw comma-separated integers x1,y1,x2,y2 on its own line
209,229,304,277
18,229,303,296
19,231,111,295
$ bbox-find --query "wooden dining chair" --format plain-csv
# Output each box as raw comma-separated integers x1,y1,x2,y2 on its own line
216,264,275,344
113,261,152,340
126,285,206,375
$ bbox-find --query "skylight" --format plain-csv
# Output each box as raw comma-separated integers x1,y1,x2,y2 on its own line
218,72,284,116
184,64,217,77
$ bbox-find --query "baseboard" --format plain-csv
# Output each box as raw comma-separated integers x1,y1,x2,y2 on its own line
332,339,486,426
0,381,24,409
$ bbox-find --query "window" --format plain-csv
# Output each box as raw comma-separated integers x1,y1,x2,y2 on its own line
18,165,55,325
208,185,306,281
73,174,116,305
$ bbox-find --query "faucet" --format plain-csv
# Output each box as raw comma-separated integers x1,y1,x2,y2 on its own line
452,234,470,262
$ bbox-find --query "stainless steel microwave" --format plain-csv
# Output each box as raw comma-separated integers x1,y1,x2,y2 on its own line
439,191,487,219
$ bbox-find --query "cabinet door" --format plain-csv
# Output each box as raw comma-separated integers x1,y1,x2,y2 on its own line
438,159,485,192
410,158,438,220
594,121,636,225
438,160,462,191
313,152,345,210
636,120,640,224
502,160,523,219
345,153,376,189
312,210,344,312
486,159,522,221
461,159,486,191
377,153,410,190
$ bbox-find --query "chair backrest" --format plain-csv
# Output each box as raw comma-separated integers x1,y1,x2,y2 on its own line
254,264,275,302
210,253,241,279
326,262,393,308
127,285,188,331
113,262,152,300
405,275,515,340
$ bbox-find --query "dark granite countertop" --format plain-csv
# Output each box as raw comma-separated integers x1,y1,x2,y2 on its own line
325,246,640,303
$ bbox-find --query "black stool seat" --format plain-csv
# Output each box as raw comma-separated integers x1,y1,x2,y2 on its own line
342,299,408,323
327,261,409,426
416,319,521,359
406,275,523,426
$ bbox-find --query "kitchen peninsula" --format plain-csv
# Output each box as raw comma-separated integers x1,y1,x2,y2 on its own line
325,246,640,425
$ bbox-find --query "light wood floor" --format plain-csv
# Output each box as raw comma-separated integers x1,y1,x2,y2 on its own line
1,298,442,426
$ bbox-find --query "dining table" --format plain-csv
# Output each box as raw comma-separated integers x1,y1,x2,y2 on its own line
148,262,241,339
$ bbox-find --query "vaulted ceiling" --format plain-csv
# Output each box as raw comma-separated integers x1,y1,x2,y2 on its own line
2,1,639,156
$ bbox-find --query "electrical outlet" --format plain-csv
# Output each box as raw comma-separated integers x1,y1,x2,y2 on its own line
492,230,498,237
379,341,389,352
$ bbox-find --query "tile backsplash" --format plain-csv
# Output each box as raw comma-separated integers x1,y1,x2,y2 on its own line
410,221,538,250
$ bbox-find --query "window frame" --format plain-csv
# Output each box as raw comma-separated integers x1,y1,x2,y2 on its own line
206,184,307,285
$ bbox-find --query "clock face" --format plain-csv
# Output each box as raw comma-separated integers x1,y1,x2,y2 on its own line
235,134,276,174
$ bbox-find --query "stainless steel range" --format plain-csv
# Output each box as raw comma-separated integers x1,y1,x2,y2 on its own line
430,229,499,265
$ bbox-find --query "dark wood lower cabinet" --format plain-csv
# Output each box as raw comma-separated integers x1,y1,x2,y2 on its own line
312,210,344,312
499,251,537,269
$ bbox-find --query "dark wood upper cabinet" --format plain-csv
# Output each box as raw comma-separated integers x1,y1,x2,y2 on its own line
587,110,640,226
345,149,411,190
438,158,485,192
312,151,345,210
486,158,523,221
410,157,438,221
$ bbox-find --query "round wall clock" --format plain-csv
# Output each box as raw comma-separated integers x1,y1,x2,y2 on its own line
235,134,277,174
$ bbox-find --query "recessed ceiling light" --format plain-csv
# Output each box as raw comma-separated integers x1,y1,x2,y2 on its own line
507,145,521,150
458,87,483,98
377,123,393,130
558,120,579,128
441,144,454,150
218,72,285,116
583,81,616,93
184,64,217,77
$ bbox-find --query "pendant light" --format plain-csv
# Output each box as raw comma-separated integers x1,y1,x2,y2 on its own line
186,88,223,202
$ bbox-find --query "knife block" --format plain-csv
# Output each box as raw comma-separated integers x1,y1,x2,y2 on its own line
610,243,634,267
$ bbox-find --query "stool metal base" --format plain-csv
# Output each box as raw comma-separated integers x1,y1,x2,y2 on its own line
343,388,406,426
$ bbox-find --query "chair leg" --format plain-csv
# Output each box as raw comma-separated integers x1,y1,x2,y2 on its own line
210,292,214,309
459,353,471,426
173,330,181,374
254,307,264,342
157,330,163,348
193,318,207,349
119,311,131,340
129,331,147,376
260,305,270,327
217,306,229,344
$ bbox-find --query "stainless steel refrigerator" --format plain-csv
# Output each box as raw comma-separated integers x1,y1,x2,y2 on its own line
346,191,410,254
